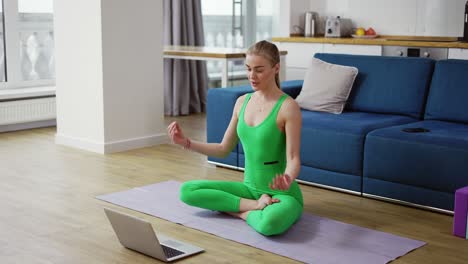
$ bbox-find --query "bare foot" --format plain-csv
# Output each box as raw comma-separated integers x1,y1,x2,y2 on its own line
256,194,280,210
226,194,280,221
227,211,250,220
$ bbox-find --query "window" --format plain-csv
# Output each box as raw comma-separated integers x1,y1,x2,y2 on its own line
202,0,274,48
1,0,54,90
201,0,275,87
0,2,5,82
256,0,274,42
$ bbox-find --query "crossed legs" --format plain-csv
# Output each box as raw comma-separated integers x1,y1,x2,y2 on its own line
180,180,303,236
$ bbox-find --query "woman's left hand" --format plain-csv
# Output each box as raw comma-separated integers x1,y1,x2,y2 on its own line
269,174,292,190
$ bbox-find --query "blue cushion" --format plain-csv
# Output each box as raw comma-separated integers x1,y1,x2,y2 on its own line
207,85,251,144
281,80,304,98
425,59,468,124
364,120,468,194
314,53,434,119
299,110,416,176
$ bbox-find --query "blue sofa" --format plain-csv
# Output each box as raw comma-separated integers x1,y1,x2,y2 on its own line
206,53,468,212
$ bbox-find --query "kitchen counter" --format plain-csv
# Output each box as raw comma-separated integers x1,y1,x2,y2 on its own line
163,46,288,87
164,45,287,58
272,36,468,49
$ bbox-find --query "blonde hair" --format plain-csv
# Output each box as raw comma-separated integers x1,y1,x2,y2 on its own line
246,40,281,89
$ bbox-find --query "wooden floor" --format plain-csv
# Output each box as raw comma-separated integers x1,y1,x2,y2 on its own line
1,113,467,264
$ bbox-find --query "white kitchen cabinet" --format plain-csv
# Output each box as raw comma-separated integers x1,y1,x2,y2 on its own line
274,42,383,81
285,67,307,81
275,42,323,68
323,44,382,56
448,48,468,60
274,42,324,81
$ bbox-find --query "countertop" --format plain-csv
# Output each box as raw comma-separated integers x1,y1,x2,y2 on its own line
271,35,468,49
164,45,287,58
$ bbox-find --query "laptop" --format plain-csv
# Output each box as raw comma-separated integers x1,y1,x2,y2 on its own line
104,207,204,262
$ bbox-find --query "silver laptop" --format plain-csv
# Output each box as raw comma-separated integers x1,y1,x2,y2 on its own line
104,207,204,262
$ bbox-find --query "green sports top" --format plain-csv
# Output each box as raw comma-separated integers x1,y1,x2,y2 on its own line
237,93,303,205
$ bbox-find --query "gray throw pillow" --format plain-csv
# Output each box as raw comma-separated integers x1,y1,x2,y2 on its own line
295,57,358,114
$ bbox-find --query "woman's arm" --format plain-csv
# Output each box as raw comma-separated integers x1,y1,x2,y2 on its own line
168,95,245,158
270,98,302,190
188,107,240,157
283,99,302,180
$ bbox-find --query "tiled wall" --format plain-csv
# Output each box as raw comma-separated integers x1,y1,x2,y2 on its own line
305,0,465,36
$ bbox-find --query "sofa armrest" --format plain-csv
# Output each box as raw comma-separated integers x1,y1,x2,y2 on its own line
207,85,250,144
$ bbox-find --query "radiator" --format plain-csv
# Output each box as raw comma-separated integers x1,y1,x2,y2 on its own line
0,97,56,125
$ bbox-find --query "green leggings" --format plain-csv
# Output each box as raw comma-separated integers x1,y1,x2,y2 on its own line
180,180,303,236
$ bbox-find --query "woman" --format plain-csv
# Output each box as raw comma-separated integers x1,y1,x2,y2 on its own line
167,40,303,236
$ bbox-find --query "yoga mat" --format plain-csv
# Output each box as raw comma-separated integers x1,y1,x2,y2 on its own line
97,180,425,264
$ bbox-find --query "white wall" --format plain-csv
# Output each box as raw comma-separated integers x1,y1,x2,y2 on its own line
101,0,164,145
274,0,292,37
55,0,166,154
19,0,53,13
299,0,466,36
276,0,321,37
290,0,312,35
54,0,105,146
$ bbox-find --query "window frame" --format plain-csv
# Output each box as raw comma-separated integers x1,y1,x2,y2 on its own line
242,0,256,48
0,0,55,90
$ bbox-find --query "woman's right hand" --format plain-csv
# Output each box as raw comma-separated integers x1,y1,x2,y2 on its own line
167,121,187,146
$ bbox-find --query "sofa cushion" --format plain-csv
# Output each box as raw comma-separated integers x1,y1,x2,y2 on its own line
425,59,468,124
364,120,468,195
299,110,416,176
314,53,435,119
295,58,358,114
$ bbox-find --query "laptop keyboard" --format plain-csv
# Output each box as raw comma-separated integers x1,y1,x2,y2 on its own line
162,244,185,258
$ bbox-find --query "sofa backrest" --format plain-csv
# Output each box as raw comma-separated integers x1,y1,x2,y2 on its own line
314,53,435,119
424,59,468,124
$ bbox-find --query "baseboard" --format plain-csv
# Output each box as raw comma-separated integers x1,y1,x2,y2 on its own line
104,133,169,153
55,133,169,154
0,119,56,133
296,179,362,196
363,193,453,215
206,160,241,170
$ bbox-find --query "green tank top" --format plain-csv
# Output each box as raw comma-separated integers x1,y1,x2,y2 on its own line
237,93,303,204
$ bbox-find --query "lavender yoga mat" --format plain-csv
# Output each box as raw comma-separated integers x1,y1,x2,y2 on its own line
97,180,425,264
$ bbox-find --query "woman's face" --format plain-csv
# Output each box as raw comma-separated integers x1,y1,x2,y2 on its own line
245,54,279,91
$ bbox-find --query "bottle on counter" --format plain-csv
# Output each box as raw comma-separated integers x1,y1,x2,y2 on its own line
304,12,316,37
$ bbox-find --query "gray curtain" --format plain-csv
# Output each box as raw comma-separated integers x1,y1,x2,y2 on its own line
163,0,208,116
